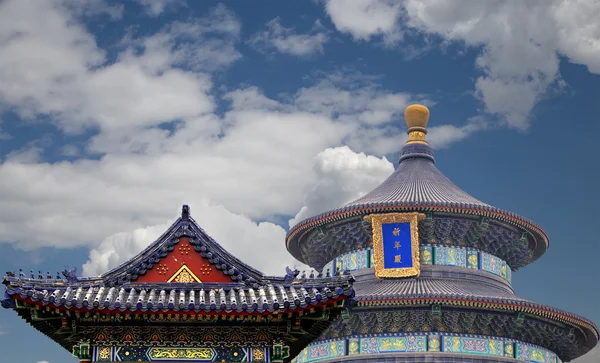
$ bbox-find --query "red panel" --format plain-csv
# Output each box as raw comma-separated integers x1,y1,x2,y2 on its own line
136,237,230,283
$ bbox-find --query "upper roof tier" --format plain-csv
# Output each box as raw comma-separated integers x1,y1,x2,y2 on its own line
286,105,549,270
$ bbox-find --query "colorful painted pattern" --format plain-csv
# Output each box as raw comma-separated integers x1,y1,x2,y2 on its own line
442,336,503,356
293,340,345,363
435,246,467,267
94,346,269,362
517,342,560,363
427,335,441,352
292,334,561,363
481,252,505,277
340,249,369,271
360,335,426,354
467,249,479,269
421,245,433,265
326,246,512,283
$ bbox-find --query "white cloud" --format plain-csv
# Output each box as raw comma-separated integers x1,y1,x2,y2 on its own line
289,146,394,227
573,345,600,363
0,0,479,273
82,200,308,277
324,0,600,130
0,79,475,252
0,1,239,133
249,18,329,56
324,0,403,44
37,361,49,363
136,0,184,17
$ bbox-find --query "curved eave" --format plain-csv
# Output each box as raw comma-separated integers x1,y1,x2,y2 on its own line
5,294,350,316
356,296,599,349
2,277,355,315
286,203,549,264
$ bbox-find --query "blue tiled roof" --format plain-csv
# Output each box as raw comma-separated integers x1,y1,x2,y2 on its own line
354,276,520,302
345,151,489,208
352,274,599,342
1,205,354,314
3,278,353,314
100,205,267,286
286,144,549,266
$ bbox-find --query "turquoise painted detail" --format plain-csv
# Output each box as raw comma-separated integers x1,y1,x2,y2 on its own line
435,246,467,267
481,252,505,277
293,334,561,363
467,249,479,269
517,342,561,363
421,245,433,265
442,336,503,356
294,340,345,363
325,246,512,283
360,335,425,354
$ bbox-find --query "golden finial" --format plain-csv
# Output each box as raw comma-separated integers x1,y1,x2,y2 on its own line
404,104,429,145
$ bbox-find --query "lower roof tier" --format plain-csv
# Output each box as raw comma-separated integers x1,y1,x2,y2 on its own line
2,280,354,315
341,268,598,361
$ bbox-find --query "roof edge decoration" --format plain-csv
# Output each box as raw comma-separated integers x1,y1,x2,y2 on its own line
2,205,356,314
286,105,549,267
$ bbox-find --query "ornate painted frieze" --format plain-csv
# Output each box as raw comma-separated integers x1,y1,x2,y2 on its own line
292,334,561,363
325,245,512,283
360,335,426,354
517,342,562,363
293,340,345,363
481,252,504,277
434,246,467,267
442,335,503,356
93,346,269,362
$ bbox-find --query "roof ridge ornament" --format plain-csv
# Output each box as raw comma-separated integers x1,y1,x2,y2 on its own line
181,204,190,221
404,104,430,145
398,104,435,164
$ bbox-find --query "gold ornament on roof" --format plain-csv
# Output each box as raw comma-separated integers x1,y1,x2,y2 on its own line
404,104,430,145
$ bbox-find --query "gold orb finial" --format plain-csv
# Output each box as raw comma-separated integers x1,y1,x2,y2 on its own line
404,104,430,145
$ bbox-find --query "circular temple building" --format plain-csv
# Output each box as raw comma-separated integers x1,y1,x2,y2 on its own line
286,105,599,363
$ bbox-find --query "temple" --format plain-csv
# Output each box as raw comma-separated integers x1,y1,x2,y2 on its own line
3,105,598,363
1,206,354,362
285,105,598,362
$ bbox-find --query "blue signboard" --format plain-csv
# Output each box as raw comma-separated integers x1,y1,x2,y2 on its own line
366,212,425,278
382,222,413,269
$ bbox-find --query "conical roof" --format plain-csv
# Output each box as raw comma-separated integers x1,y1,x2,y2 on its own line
286,105,548,268
344,149,489,209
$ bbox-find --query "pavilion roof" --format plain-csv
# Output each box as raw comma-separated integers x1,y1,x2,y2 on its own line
2,205,354,315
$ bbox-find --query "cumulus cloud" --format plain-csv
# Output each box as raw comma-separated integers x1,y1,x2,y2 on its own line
324,0,403,44
324,0,600,130
0,1,238,133
36,361,49,363
289,146,394,227
82,201,307,277
249,18,329,56
0,0,479,266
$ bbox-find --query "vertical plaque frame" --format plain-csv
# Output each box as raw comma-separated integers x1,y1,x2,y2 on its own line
365,212,425,278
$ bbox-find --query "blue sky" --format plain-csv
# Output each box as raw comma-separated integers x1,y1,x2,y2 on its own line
0,1,599,362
